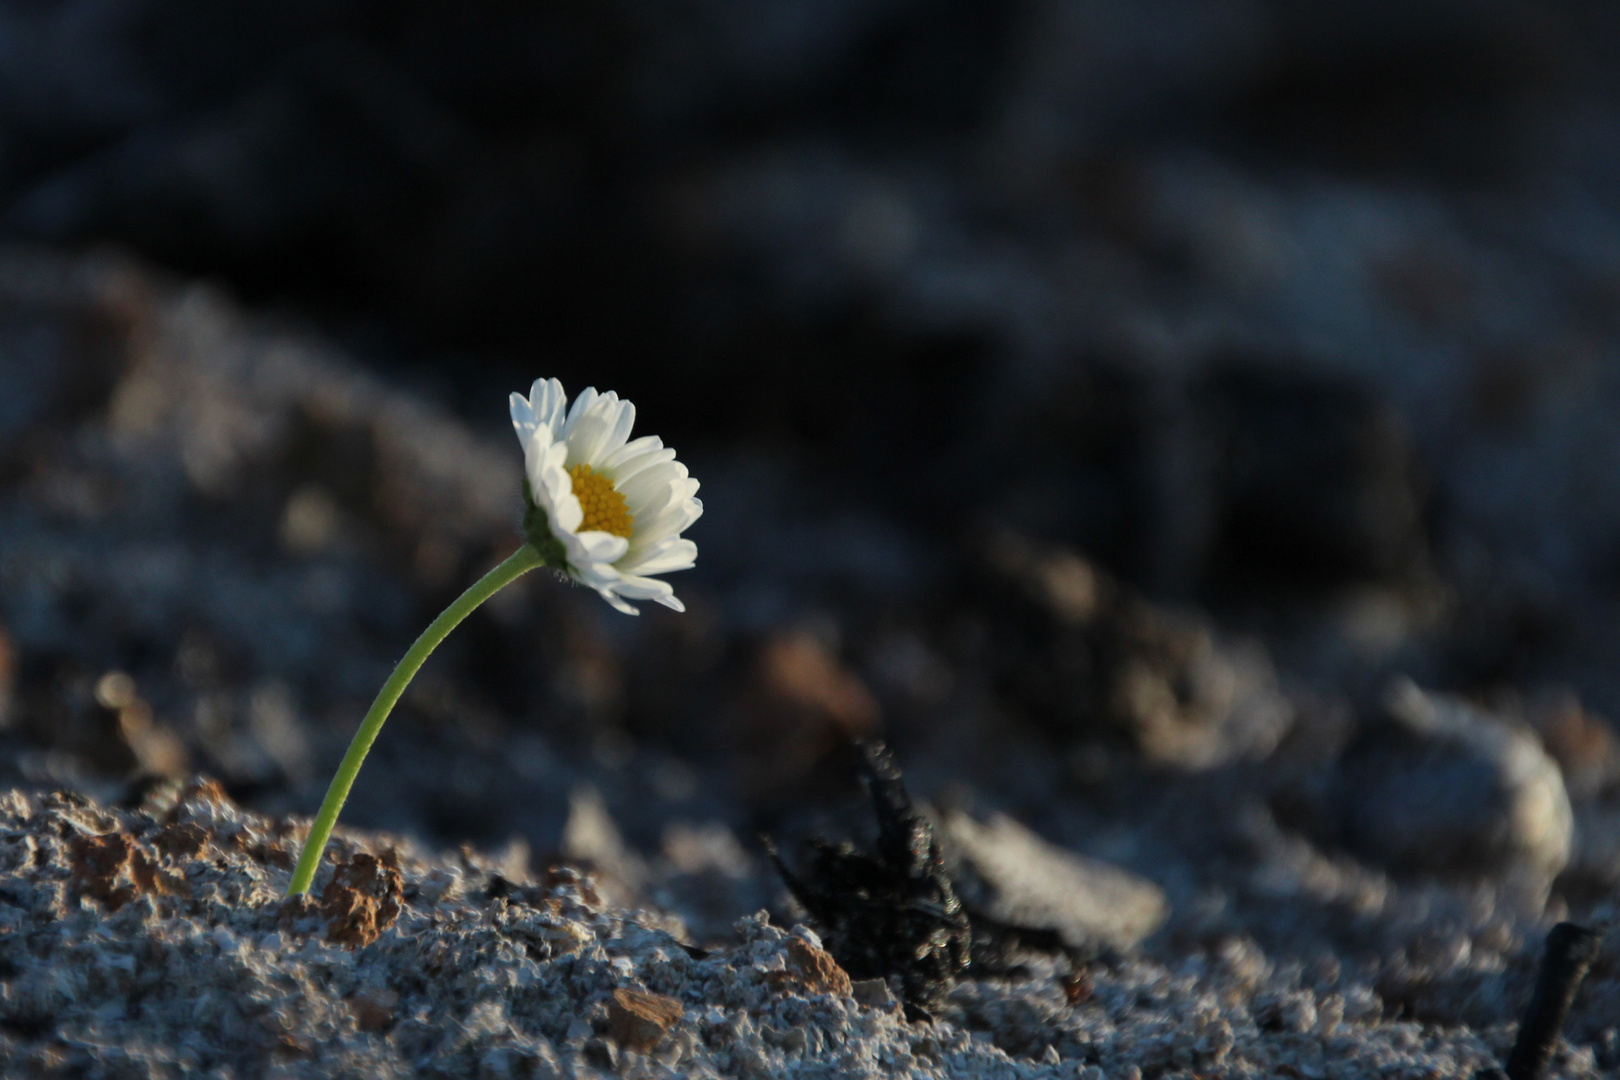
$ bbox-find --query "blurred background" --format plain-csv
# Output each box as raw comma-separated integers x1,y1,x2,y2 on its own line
4,0,1620,966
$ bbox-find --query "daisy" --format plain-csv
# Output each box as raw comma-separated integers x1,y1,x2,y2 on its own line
510,378,702,614
286,377,702,897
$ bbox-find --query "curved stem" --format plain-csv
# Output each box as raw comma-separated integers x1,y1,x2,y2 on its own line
286,544,546,896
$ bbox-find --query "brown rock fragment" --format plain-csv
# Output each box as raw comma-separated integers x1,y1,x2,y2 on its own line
607,988,682,1051
785,936,853,997
69,831,136,910
67,829,185,909
250,841,295,869
320,851,404,948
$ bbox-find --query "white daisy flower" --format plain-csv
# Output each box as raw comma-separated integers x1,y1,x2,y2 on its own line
509,378,701,614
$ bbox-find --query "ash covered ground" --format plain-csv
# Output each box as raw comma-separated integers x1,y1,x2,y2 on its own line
3,2,1620,1077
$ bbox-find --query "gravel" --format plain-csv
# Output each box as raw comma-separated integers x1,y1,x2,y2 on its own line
0,781,1610,1078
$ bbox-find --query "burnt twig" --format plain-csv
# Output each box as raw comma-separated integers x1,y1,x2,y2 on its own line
1503,921,1604,1080
767,742,971,1020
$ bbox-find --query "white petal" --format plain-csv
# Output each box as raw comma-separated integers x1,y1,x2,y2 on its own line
611,575,676,601
519,425,557,492
547,477,584,533
564,403,620,467
630,499,701,547
630,475,700,529
531,377,568,432
575,531,631,564
525,439,580,535
621,538,697,576
561,387,600,437
510,392,538,436
602,398,636,456
620,461,688,513
597,589,640,615
552,497,584,536
613,451,679,494
542,437,569,475
613,575,685,613
602,435,664,473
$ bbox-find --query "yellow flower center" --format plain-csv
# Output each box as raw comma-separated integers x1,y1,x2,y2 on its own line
568,464,634,537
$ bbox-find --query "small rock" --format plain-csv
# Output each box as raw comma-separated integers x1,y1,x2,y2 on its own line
320,851,404,948
1315,992,1345,1036
941,809,1168,952
762,1023,808,1053
277,892,323,933
68,831,139,910
849,978,898,1011
784,934,853,997
607,988,683,1052
1338,679,1572,903
152,821,209,859
1060,970,1094,1005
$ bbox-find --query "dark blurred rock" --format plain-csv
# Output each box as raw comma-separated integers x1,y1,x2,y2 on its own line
1336,679,1571,903
975,531,1292,769
1213,6,1568,184
0,268,132,457
723,630,880,813
939,808,1167,953
980,359,1163,582
1196,359,1428,593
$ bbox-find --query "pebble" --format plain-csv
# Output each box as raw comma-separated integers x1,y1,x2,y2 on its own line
942,808,1168,951
1338,679,1572,904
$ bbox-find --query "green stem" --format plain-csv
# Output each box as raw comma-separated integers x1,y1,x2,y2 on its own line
286,544,546,896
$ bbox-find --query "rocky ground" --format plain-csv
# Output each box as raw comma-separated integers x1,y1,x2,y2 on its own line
0,775,1606,1079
